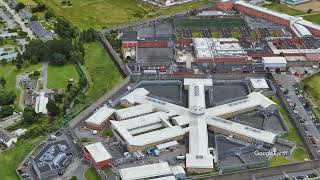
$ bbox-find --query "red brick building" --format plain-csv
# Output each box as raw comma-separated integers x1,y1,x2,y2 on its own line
84,142,112,169
216,0,234,11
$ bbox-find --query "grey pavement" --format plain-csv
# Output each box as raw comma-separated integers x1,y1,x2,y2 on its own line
274,74,320,152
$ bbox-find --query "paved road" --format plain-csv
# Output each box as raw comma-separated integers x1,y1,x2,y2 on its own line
0,0,35,39
274,74,320,150
41,62,48,93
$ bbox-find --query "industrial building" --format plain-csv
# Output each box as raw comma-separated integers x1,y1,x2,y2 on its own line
35,92,49,114
193,38,247,62
32,140,73,179
262,57,288,71
119,162,184,180
84,142,113,169
111,78,278,173
85,106,115,130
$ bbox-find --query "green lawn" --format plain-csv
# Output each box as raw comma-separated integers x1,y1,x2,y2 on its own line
303,13,320,25
269,156,293,167
269,96,302,145
264,3,304,16
303,72,320,120
0,63,42,107
35,0,214,30
0,136,44,180
17,0,37,6
83,42,122,101
84,167,101,180
292,147,309,161
47,64,80,89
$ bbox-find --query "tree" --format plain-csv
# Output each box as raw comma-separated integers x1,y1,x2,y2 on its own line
44,10,55,20
0,90,16,105
23,106,39,124
15,2,25,11
54,18,76,38
46,100,60,116
307,9,313,14
51,53,67,65
54,93,65,103
0,105,14,118
0,77,6,88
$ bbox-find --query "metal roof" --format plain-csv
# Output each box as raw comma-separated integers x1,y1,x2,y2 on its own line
85,142,112,162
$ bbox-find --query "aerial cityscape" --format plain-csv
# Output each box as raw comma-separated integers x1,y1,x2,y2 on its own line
0,0,320,179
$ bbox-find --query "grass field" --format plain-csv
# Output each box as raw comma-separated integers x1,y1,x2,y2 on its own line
269,156,293,167
35,0,214,30
47,64,80,89
0,63,42,107
16,0,37,6
303,72,320,120
0,136,44,180
269,96,302,145
264,3,304,15
84,167,100,180
83,42,122,101
303,13,320,24
292,147,309,161
175,17,245,29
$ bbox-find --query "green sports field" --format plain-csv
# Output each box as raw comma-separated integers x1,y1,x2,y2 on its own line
35,0,214,30
263,3,304,16
175,17,245,30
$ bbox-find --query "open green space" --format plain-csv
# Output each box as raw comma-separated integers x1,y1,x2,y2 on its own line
175,17,245,29
84,167,101,180
0,136,44,180
47,64,80,89
304,13,320,25
83,42,122,101
269,96,302,145
292,147,309,161
0,63,42,107
269,155,293,167
35,0,214,30
16,0,37,6
303,72,320,120
264,3,304,16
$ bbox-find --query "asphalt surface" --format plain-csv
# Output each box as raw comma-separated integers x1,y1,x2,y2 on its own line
274,74,320,153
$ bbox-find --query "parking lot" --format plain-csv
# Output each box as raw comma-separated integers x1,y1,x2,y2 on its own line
274,74,320,157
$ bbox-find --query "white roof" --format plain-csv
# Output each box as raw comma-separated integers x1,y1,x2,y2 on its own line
85,106,115,125
170,165,186,175
184,79,212,114
156,140,178,150
262,57,287,64
206,92,276,117
121,88,149,104
85,142,112,162
250,78,269,89
111,112,185,146
13,128,27,136
115,104,154,120
152,176,176,180
235,1,291,20
119,162,172,180
207,116,277,144
292,23,312,37
35,92,48,114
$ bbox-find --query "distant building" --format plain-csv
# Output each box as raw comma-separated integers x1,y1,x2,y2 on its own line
32,140,73,179
216,0,234,11
249,78,270,92
119,162,174,180
35,92,49,114
85,106,115,130
262,57,287,71
0,128,17,149
28,21,53,41
84,142,112,169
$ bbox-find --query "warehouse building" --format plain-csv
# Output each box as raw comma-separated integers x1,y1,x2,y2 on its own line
262,57,287,71
84,142,112,169
119,162,174,180
85,106,115,130
249,78,270,92
193,38,247,63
